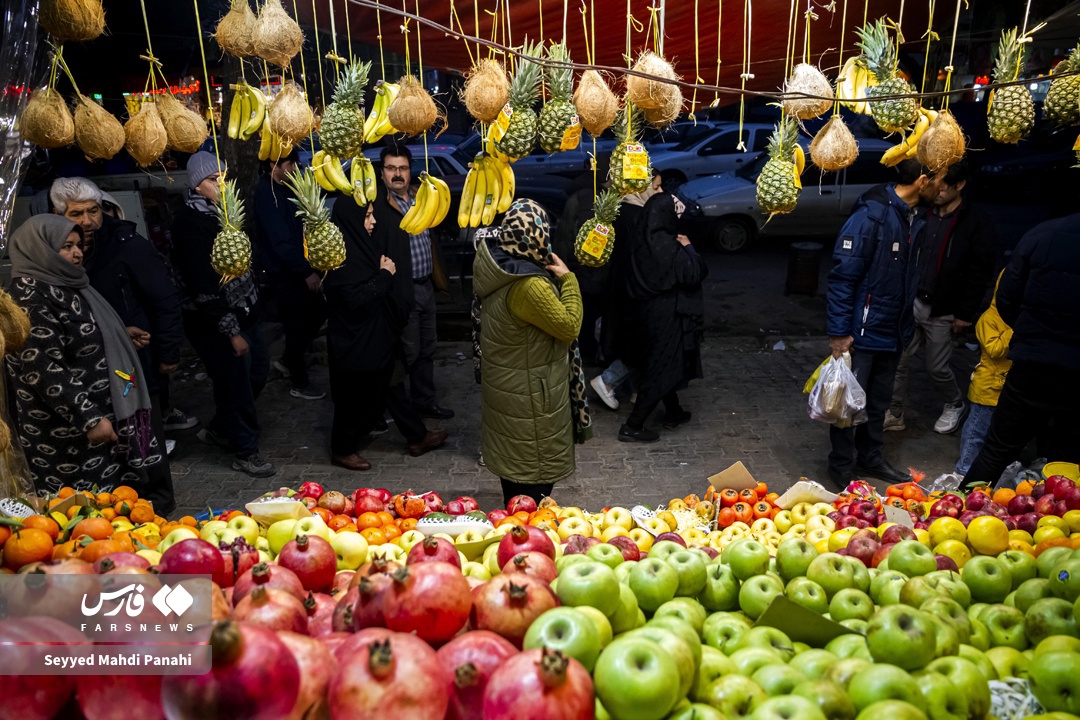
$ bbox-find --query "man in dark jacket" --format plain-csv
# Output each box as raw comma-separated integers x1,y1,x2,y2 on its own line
50,176,181,514
825,159,941,486
887,160,997,435
960,212,1080,490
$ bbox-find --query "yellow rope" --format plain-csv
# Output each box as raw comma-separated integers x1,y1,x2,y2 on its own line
449,0,475,65
714,0,722,104
139,0,159,94
192,0,227,220
834,0,849,116
291,0,316,151
784,0,796,80
691,0,700,117
401,0,411,76
376,0,386,78
416,0,429,175
920,0,937,97
311,0,326,107
345,0,354,61
737,0,752,151
941,0,963,109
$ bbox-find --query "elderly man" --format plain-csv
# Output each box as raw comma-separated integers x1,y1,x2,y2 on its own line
50,176,182,514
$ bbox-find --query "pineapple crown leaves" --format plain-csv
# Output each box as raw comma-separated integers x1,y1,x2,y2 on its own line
993,27,1033,84
213,179,246,231
282,168,332,226
509,39,544,108
614,101,644,143
332,59,372,107
544,41,575,103
1064,43,1080,72
855,18,899,82
591,188,622,224
766,114,801,161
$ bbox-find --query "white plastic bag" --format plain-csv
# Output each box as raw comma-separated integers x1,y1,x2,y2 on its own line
808,354,868,427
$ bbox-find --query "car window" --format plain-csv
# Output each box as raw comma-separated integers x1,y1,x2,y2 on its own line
699,131,743,156
843,152,894,186
751,131,771,152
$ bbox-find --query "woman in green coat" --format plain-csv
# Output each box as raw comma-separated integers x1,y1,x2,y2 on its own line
473,200,591,504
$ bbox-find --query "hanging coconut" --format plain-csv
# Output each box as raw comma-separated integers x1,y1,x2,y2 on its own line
574,69,619,136
462,58,509,124
643,83,683,128
783,63,835,120
157,93,210,153
387,76,439,136
268,82,312,144
214,0,257,58
73,94,125,160
20,88,75,149
625,51,679,111
252,0,305,68
809,115,859,171
0,290,31,352
124,101,168,167
917,110,966,173
39,0,105,43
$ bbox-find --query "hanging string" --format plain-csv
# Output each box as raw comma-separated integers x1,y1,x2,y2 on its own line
691,0,700,117
784,0,797,80
941,0,960,109
1020,0,1033,35
862,0,869,29
311,0,326,107
803,0,817,65
375,0,387,78
714,0,722,104
833,0,849,116
401,0,411,76
898,0,906,35
138,0,160,94
580,2,596,199
191,0,227,217
345,0,354,61
291,0,317,150
503,0,513,60
646,5,661,54
737,0,753,151
920,0,938,98
415,0,430,175
449,0,475,65
538,0,545,99
562,0,568,43
625,0,632,66
326,0,344,73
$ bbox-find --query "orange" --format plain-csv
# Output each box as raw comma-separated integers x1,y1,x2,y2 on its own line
382,525,401,541
79,539,125,565
22,515,60,541
99,508,116,521
52,540,80,561
337,523,358,533
360,527,387,545
66,505,83,520
1015,480,1035,495
95,492,115,508
110,530,135,552
179,516,198,527
311,508,332,524
3,529,54,570
153,516,168,527
224,510,245,522
112,486,138,503
0,526,10,547
47,497,65,509
375,511,395,527
129,505,155,524
113,500,132,517
328,514,353,531
992,488,1016,507
1034,537,1071,557
398,518,418,531
71,517,113,542
358,512,382,530
513,511,530,523
496,516,524,528
57,487,76,499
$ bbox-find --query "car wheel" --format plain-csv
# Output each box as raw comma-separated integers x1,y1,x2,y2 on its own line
713,217,755,253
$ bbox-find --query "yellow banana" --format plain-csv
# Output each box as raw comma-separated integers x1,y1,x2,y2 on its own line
793,145,806,175
879,113,930,167
400,180,426,233
350,158,368,206
324,155,354,194
408,179,435,234
312,151,338,192
495,159,515,213
227,89,244,140
415,175,443,233
430,175,451,227
371,82,401,139
481,158,501,226
237,88,252,141
242,86,267,139
258,127,273,161
362,158,378,202
458,164,478,228
469,158,488,228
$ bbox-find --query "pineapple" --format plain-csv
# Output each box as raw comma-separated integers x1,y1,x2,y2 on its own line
538,42,580,154
494,40,543,160
756,116,802,217
319,59,371,158
856,19,920,133
574,189,622,268
211,179,252,280
283,168,347,272
988,28,1035,144
608,103,652,195
1043,45,1080,128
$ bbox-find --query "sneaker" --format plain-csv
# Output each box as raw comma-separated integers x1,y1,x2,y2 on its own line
271,358,290,376
884,410,906,432
370,418,390,435
590,375,619,410
290,385,327,400
165,439,176,456
934,402,965,434
828,467,855,486
478,451,485,467
662,410,692,429
630,392,638,405
162,407,198,431
197,427,231,450
232,453,276,478
618,424,660,443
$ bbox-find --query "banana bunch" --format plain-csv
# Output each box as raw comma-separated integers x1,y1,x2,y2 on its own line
484,128,514,164
228,83,267,140
794,145,806,175
399,172,452,234
363,80,401,144
880,107,938,167
835,57,877,116
313,150,354,194
350,156,378,206
457,154,516,228
257,118,293,162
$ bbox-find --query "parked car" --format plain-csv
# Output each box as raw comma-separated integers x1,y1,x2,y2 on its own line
641,119,726,150
649,123,778,185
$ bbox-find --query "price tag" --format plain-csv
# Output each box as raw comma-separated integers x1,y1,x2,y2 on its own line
490,104,513,142
580,223,610,260
623,143,649,180
560,116,582,151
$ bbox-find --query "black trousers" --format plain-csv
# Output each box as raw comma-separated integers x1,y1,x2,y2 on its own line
329,362,428,456
627,392,682,429
828,348,901,474
963,361,1080,488
139,394,175,515
275,276,327,388
500,479,555,506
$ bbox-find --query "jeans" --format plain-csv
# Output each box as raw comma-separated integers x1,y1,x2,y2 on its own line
956,402,994,476
401,278,439,408
829,349,901,475
891,298,963,414
601,358,635,391
329,362,428,456
274,275,327,389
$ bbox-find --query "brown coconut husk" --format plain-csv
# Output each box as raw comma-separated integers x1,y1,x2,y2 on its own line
917,110,966,173
20,88,75,149
643,83,683,128
124,101,168,167
39,0,105,43
574,69,619,136
462,58,509,124
157,93,209,153
0,290,31,352
73,94,125,160
252,0,304,68
268,82,312,143
214,0,257,58
625,52,679,110
387,76,439,136
809,115,859,171
783,63,835,120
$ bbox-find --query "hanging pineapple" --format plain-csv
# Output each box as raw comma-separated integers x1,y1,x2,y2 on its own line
856,19,920,133
756,116,803,217
319,59,371,159
493,40,544,160
211,179,252,280
283,168,347,273
607,103,652,196
1043,44,1079,127
538,42,581,154
574,189,622,268
988,28,1035,144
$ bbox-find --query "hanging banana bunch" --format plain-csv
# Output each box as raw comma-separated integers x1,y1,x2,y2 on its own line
227,82,268,141
457,153,516,229
399,172,452,234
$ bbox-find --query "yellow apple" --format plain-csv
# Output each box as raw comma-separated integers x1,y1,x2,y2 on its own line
586,512,606,527
773,510,794,533
876,522,895,537
601,525,630,542
683,528,706,543
805,515,835,533
828,527,857,552
483,543,502,576
642,517,668,536
1037,516,1071,536
1063,510,1080,534
812,503,836,517
1008,529,1034,545
462,561,491,581
544,529,562,547
602,507,634,531
558,517,594,540
1033,525,1066,544
629,528,654,553
135,549,162,565
750,518,776,534
558,507,586,520
667,499,688,512
455,529,487,544
913,528,932,547
657,511,679,532
806,527,831,545
791,503,814,525
394,529,426,553
729,521,752,535
813,538,830,554
368,543,406,564
933,540,971,569
787,523,806,537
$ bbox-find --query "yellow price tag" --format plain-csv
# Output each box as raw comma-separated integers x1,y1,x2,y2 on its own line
490,104,513,142
623,143,649,180
580,224,610,260
560,116,582,151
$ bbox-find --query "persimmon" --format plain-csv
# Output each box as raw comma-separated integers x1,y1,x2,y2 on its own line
224,510,245,522
752,502,772,519
513,511,530,523
112,486,139,503
129,504,155,525
754,482,769,497
717,507,737,527
884,497,907,510
79,539,126,564
738,488,759,505
179,516,198,527
496,516,524,528
719,489,740,507
3,529,54,570
731,502,753,524
902,485,927,502
22,515,60,541
764,493,780,506
71,517,113,542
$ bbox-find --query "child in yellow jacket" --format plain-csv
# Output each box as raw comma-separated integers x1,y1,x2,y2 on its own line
956,271,1012,476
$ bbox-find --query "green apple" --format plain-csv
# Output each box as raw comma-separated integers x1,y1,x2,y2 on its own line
924,570,972,609
751,664,808,697
666,702,727,720
999,549,1039,591
1028,651,1080,714
806,553,856,600
729,647,784,677
748,695,826,720
788,649,839,680
609,583,642,635
523,607,602,672
668,550,708,597
968,617,991,651
557,553,593,573
853,700,928,720
615,559,637,584
900,576,946,608
462,561,492,581
587,543,626,570
928,615,960,658
870,570,909,606
1035,635,1080,656
981,604,1029,650
866,605,937,670
738,573,785,620
653,598,707,637
575,605,614,648
920,596,972,644
1036,547,1074,579
916,669,968,720
628,557,680,613
793,679,857,720
724,539,771,581
1024,597,1080,645
595,697,613,720
985,646,1029,680
649,540,686,562
693,645,738,702
1047,558,1080,602
157,527,202,554
558,560,621,616
622,626,696,698
226,515,260,545
699,562,740,612
732,626,795,662
199,519,227,543
201,525,241,548
702,611,752,654
961,556,1012,604
292,515,331,542
839,618,869,635
967,602,991,625
846,556,872,593
786,576,829,614
594,636,682,720
847,664,926,713
830,588,875,623
889,540,938,578
329,531,369,571
1015,578,1055,613
775,537,819,584
646,616,702,672
825,633,872,661
957,644,998,682
823,657,871,690
923,656,992,720
700,674,767,719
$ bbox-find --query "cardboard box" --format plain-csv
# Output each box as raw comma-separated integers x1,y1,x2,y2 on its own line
755,595,854,647
707,461,758,492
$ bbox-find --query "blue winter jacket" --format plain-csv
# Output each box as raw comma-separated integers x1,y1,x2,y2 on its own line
826,183,925,352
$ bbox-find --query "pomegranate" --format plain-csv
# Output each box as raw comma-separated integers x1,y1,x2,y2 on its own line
332,586,361,632
343,497,355,516
158,538,228,587
353,494,385,515
383,563,472,645
331,627,395,662
487,509,509,524
328,633,451,720
233,562,306,605
506,494,538,514
501,552,558,585
321,632,354,658
446,499,467,516
421,491,445,514
0,617,82,720
353,487,392,505
407,536,461,568
297,481,325,500
333,571,356,595
318,490,348,514
350,554,401,586
76,675,163,720
277,534,337,593
277,631,337,720
92,552,150,574
456,496,480,513
496,525,556,567
233,586,309,634
482,648,594,720
472,573,559,647
162,621,300,720
437,631,518,720
6,565,97,619
393,492,428,519
305,591,337,637
302,496,318,510
218,537,259,588
345,572,395,630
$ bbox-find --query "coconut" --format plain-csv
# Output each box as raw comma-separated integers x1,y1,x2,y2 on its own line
39,0,105,43
643,82,683,128
462,58,508,124
157,93,210,153
386,76,439,136
252,0,304,68
809,115,859,171
917,110,966,173
20,88,75,149
124,101,167,167
214,0,257,58
625,51,679,110
268,82,312,143
784,63,835,120
73,94,125,160
0,291,31,352
574,69,619,136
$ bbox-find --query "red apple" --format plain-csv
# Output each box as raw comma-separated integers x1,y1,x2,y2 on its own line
850,500,879,524
929,501,960,519
353,495,385,515
445,500,466,516
1008,495,1036,516
1048,476,1076,499
506,495,538,515
1034,495,1058,516
700,547,719,559
827,511,844,523
607,537,641,562
1062,487,1080,512
836,515,862,530
1031,484,1048,500
297,481,325,500
871,542,896,568
881,525,917,545
655,532,687,547
965,492,991,512
985,502,1009,519
564,535,600,555
1015,512,1041,534
487,509,509,524
846,535,879,567
914,520,929,530
1055,500,1069,517
1004,517,1017,531
935,554,959,572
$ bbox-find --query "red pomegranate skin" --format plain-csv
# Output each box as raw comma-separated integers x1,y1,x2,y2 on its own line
501,551,558,585
407,536,462,568
471,573,559,647
76,675,164,720
232,562,306,605
158,538,228,587
277,630,338,720
305,591,338,638
382,562,472,645
0,617,82,720
233,586,309,634
483,648,595,720
277,535,338,593
496,525,556,567
437,630,518,720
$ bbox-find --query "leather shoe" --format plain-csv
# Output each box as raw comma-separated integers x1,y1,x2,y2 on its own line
855,460,912,484
332,453,372,471
828,467,855,486
415,404,455,420
408,429,448,456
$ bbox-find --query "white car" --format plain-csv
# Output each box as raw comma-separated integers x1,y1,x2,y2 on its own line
649,123,779,185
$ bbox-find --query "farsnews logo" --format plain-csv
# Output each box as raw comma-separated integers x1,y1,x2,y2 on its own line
81,583,194,618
